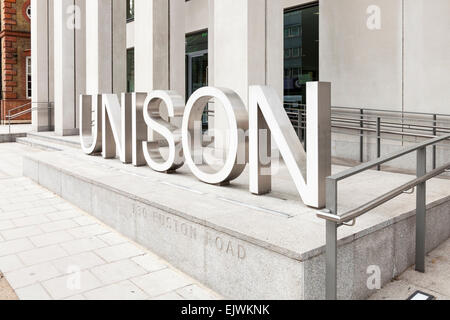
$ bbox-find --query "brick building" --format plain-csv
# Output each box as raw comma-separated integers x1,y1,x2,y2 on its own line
0,0,31,124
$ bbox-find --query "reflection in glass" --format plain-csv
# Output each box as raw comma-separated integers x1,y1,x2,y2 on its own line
127,48,134,93
186,31,209,132
284,4,319,143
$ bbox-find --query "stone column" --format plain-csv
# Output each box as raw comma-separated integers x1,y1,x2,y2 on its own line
211,0,283,148
75,0,86,130
86,0,126,95
54,0,77,136
169,0,186,99
135,0,185,140
134,0,169,92
31,0,54,132
134,0,184,94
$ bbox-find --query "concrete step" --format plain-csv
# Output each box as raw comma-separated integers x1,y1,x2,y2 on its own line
16,137,64,151
0,133,27,143
25,132,80,149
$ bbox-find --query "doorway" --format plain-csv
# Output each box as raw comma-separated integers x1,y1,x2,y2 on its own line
284,3,319,144
186,31,209,132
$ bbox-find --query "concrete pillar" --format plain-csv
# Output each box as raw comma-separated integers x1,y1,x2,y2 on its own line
54,0,77,136
31,0,54,132
212,0,282,104
211,0,283,148
134,0,169,92
134,0,184,94
170,0,186,99
86,0,126,95
75,0,86,130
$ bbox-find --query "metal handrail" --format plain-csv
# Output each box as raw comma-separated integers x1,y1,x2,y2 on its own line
284,104,450,169
316,133,450,300
318,163,450,224
7,101,32,114
332,105,450,118
7,102,54,134
328,134,450,182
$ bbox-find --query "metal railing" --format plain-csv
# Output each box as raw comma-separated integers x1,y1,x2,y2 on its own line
316,133,450,300
6,102,54,134
284,104,450,169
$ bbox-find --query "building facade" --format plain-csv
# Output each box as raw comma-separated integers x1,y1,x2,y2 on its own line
0,0,31,124
31,0,450,168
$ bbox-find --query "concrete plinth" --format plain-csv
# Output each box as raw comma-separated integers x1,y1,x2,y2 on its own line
22,146,450,300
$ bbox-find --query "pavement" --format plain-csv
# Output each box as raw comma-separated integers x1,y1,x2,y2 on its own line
370,238,450,300
0,124,32,135
0,143,221,300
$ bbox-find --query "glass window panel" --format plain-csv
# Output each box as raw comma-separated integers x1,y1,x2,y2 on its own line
127,0,134,21
284,3,319,143
127,48,135,93
284,4,319,106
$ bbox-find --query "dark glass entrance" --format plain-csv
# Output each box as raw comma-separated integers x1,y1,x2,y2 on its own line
284,3,319,142
186,31,209,132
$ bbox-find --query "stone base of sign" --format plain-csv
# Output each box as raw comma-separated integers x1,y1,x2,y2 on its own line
22,145,450,300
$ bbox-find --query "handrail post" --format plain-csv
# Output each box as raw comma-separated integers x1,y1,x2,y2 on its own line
416,147,427,273
325,178,338,300
360,109,364,163
432,114,437,170
8,110,11,134
377,117,381,171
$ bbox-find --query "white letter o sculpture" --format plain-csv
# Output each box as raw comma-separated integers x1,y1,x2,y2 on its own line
182,87,248,185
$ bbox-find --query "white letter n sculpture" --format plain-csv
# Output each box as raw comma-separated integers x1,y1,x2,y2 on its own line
249,82,331,209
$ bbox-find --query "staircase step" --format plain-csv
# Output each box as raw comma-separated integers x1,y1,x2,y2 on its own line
25,132,80,149
16,137,64,151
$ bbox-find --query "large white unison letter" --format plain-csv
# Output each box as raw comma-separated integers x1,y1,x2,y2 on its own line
102,93,133,163
182,87,248,185
249,83,331,208
80,95,102,155
142,90,185,172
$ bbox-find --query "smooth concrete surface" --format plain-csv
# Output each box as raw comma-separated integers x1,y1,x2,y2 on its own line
53,0,77,137
85,0,126,95
320,0,450,116
134,0,169,92
404,0,450,114
320,0,403,110
21,143,450,299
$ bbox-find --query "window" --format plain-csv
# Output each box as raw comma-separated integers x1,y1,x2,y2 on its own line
285,26,301,38
127,0,134,21
127,49,134,93
26,56,32,99
284,3,319,143
284,48,291,58
284,3,319,105
186,31,208,131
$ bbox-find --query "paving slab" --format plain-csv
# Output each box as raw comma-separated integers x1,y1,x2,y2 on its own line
0,143,221,300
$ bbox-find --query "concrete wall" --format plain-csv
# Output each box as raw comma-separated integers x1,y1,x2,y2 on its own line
404,0,450,114
320,0,450,116
320,0,403,110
